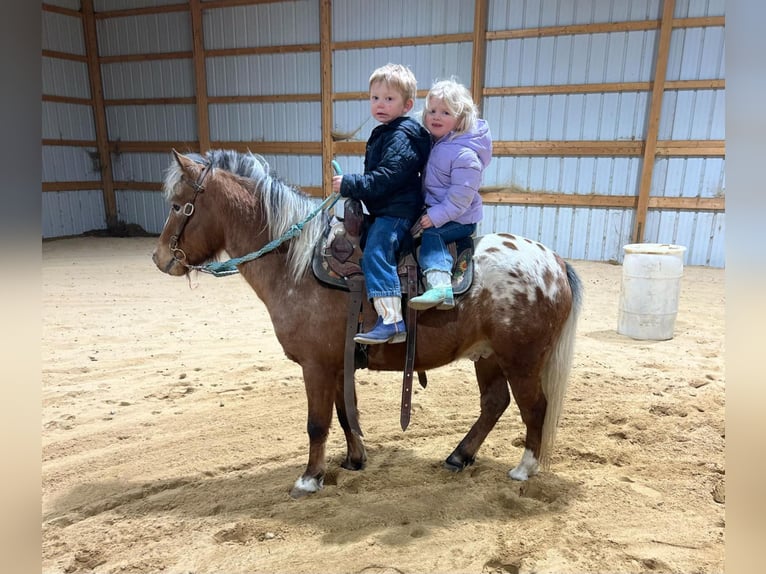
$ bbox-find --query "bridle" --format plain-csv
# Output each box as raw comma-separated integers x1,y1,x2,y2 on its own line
167,161,213,266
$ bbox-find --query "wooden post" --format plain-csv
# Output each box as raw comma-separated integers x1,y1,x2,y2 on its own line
82,0,117,229
632,0,676,243
190,0,210,153
320,0,333,197
471,0,489,112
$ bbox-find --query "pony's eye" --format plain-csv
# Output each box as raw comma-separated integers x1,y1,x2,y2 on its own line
172,204,181,213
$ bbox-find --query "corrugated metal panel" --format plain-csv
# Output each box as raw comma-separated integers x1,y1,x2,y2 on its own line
42,146,102,182
115,190,168,234
43,102,95,140
111,152,174,183
486,32,656,87
106,104,198,141
652,158,725,198
259,155,324,190
488,0,661,30
666,26,725,80
205,53,320,96
483,92,650,140
101,59,196,99
43,190,106,238
42,10,85,54
332,100,377,142
42,56,90,99
674,0,725,18
209,102,321,142
332,44,474,93
483,156,641,196
333,0,473,41
645,210,724,267
204,0,320,48
96,12,191,56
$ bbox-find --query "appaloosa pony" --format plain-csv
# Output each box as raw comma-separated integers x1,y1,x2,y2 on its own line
152,149,583,498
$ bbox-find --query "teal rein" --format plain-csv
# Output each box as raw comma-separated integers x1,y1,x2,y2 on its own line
190,161,342,277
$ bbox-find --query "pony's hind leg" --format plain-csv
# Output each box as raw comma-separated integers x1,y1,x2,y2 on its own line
506,367,547,481
334,371,367,470
444,356,511,472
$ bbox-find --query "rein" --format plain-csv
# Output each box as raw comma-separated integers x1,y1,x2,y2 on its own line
182,160,343,278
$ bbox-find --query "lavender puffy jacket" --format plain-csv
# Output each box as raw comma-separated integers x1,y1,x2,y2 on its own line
422,118,492,228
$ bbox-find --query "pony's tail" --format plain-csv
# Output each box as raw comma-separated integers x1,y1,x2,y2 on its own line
539,262,583,469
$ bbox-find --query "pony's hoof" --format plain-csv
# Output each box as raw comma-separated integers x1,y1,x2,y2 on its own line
340,457,366,471
443,453,475,472
290,475,323,498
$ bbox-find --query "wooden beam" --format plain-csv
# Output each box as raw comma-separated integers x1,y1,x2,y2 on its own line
82,0,118,229
189,0,210,153
633,0,675,243
207,94,321,104
320,0,333,199
212,141,322,154
206,44,319,57
479,189,724,211
42,181,102,192
42,49,88,63
483,78,724,97
333,33,471,51
105,97,197,106
42,3,80,17
471,0,489,111
43,139,98,147
98,51,192,63
94,3,188,19
485,16,723,42
492,140,643,156
42,95,93,106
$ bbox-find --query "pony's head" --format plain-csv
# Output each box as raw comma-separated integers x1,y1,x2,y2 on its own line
151,150,226,276
152,149,325,280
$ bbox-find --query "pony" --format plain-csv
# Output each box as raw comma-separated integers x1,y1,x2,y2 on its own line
152,149,583,498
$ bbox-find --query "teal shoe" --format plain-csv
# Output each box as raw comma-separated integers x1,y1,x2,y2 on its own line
408,286,454,310
354,317,407,345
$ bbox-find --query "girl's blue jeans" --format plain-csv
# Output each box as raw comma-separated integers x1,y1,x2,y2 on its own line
418,222,476,274
361,216,411,299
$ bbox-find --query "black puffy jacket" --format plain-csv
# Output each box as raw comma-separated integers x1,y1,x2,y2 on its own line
339,116,431,223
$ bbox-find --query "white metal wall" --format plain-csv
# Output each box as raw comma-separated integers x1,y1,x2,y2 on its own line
41,0,725,266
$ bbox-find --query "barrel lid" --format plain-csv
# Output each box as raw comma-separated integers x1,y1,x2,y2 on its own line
623,243,686,256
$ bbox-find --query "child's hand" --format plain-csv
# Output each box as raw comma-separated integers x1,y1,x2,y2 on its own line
420,214,434,229
332,175,343,193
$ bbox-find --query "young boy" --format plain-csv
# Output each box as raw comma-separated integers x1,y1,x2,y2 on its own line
332,63,431,344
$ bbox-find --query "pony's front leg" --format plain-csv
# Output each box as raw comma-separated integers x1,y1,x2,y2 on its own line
333,370,367,470
290,365,335,499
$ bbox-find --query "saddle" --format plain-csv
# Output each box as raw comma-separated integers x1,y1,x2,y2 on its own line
312,198,475,433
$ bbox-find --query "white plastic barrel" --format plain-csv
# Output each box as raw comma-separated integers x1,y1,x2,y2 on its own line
617,243,686,340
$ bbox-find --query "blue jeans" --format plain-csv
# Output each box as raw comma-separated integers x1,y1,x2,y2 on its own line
361,216,411,298
418,221,476,274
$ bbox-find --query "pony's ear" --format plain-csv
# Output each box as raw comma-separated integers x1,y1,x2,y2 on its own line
172,149,195,171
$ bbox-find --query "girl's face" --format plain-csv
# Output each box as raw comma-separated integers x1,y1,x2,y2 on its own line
369,81,413,124
424,98,459,139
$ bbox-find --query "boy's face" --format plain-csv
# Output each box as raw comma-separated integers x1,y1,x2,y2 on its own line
369,81,413,124
424,97,459,139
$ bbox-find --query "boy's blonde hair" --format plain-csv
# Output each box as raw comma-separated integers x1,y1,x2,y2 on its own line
369,63,418,103
423,79,479,135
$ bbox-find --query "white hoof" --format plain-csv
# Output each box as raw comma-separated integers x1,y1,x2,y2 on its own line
290,475,323,498
508,448,539,481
